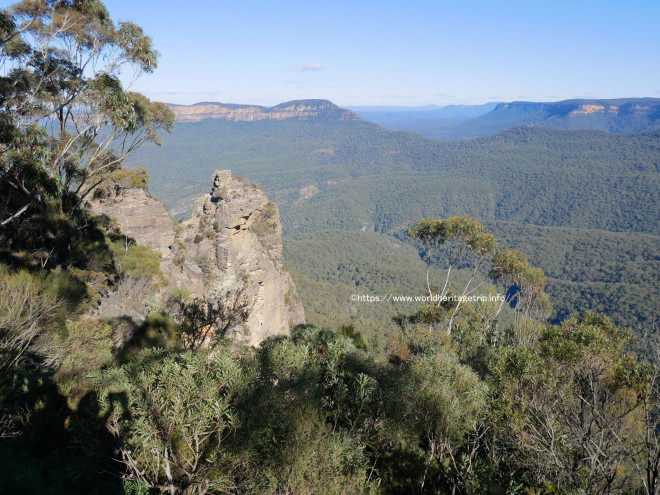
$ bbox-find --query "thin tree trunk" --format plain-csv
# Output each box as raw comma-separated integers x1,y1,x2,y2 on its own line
164,447,175,495
426,263,433,299
0,203,30,228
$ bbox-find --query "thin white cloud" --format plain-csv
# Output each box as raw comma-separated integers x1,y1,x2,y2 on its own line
301,62,323,71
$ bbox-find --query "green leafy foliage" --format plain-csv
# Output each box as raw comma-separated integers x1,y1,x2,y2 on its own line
93,167,150,199
0,0,173,266
337,324,369,350
1,287,657,494
96,348,245,493
54,319,113,408
128,118,660,331
245,403,375,495
488,313,645,493
111,240,163,281
0,265,59,385
132,312,180,352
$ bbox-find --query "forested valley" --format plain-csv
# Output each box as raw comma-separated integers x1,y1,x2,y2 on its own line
1,1,660,494
128,117,660,336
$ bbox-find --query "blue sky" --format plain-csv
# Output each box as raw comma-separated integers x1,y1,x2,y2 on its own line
4,0,660,106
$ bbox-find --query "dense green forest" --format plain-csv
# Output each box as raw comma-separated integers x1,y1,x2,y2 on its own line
2,1,660,494
283,226,659,345
126,118,660,330
129,120,660,235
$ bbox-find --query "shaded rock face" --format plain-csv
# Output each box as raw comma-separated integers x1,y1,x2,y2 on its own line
90,171,305,346
168,99,361,123
89,188,175,256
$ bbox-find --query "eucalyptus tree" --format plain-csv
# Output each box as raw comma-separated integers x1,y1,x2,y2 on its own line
408,216,550,337
408,216,498,334
0,0,173,233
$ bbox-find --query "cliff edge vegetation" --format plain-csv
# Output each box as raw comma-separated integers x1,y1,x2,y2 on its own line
2,2,660,494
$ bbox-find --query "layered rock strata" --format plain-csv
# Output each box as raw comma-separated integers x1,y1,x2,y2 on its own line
89,171,305,345
168,99,361,122
89,187,174,256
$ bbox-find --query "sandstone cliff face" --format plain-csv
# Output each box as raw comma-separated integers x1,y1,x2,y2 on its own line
173,170,305,345
89,171,305,346
495,99,660,119
568,104,620,116
89,187,175,256
168,99,361,123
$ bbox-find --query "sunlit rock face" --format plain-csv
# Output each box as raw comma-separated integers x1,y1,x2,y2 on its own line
168,99,361,122
89,170,305,346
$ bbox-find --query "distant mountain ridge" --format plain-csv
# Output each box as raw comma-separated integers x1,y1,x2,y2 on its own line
493,98,660,115
409,98,660,140
167,99,361,122
168,98,660,135
469,98,660,133
349,102,499,121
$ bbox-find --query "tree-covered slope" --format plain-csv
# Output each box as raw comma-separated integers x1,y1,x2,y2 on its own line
126,119,660,330
283,230,438,347
128,121,659,235
283,226,659,333
487,221,659,328
368,98,660,141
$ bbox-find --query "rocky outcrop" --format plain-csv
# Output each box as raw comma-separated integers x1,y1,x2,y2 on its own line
89,171,305,346
89,187,175,256
168,99,361,123
494,98,660,118
172,170,305,344
567,104,620,116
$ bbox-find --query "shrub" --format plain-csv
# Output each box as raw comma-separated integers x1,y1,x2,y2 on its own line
132,312,181,351
93,168,150,198
111,242,163,281
0,266,60,379
337,324,368,350
247,404,375,495
96,348,246,493
54,319,113,408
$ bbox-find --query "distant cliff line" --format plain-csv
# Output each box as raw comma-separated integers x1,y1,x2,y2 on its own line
167,99,361,122
492,97,660,117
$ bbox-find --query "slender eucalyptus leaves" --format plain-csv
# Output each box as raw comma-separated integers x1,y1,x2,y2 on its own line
408,215,549,336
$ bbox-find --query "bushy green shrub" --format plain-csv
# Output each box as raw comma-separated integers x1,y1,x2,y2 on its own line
111,241,163,281
132,312,181,351
93,168,150,198
337,324,368,350
54,319,113,408
252,200,279,242
96,348,246,493
246,404,375,495
0,266,60,379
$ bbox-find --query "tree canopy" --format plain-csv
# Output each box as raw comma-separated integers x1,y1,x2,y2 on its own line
0,0,173,262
